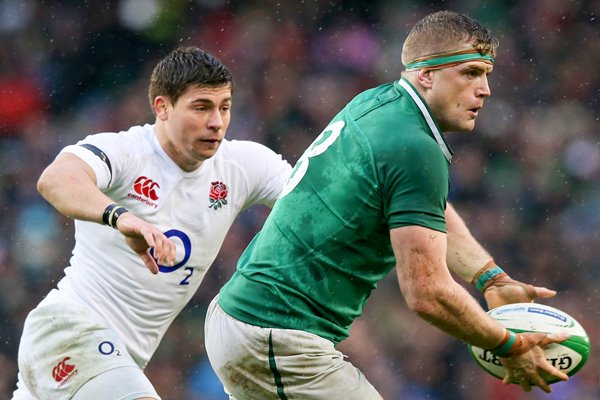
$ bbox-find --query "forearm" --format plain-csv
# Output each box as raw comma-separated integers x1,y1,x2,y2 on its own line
392,225,505,349
37,153,115,223
397,252,505,349
445,202,494,283
408,276,506,349
398,251,568,391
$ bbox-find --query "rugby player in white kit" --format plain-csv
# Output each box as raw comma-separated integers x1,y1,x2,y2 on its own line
12,46,292,400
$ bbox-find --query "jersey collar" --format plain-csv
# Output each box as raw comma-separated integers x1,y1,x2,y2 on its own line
397,78,452,163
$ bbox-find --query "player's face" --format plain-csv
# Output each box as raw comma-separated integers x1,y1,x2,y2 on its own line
157,84,232,171
426,61,492,132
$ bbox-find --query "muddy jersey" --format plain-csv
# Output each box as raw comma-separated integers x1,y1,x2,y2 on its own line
219,78,452,344
55,124,291,367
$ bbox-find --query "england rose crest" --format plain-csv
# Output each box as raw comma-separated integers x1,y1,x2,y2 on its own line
208,181,228,210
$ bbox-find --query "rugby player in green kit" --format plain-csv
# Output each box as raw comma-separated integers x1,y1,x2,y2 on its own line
205,10,569,399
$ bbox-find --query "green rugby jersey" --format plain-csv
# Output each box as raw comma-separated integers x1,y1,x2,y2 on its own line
219,78,452,344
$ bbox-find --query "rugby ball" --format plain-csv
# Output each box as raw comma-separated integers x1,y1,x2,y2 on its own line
468,303,590,384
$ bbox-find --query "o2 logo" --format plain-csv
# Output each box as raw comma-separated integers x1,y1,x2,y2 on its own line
280,120,345,198
149,229,193,285
98,341,121,356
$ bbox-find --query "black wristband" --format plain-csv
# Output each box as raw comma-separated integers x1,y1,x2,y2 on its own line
102,204,129,229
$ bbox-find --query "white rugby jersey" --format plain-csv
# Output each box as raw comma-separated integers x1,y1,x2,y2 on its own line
53,124,291,368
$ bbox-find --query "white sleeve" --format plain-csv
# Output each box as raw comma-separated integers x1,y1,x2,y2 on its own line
59,132,126,191
237,141,292,209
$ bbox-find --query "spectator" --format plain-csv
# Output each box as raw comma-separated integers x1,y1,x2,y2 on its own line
2,1,598,399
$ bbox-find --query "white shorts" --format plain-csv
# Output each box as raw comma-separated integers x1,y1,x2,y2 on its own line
16,289,160,400
204,297,382,400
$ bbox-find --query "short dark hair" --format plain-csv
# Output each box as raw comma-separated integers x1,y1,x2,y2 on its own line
148,46,233,113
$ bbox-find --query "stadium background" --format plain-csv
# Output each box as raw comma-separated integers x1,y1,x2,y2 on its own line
0,0,598,398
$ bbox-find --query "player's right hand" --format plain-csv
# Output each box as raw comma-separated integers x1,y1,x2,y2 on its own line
499,332,570,393
115,212,176,274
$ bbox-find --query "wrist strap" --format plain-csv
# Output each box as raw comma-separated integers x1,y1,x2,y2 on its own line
102,204,129,229
473,261,507,293
490,329,518,357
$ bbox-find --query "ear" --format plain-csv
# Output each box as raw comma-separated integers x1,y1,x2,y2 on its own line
154,96,169,121
416,69,434,89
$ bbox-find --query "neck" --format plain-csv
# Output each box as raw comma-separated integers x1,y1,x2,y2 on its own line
154,122,203,172
401,72,427,99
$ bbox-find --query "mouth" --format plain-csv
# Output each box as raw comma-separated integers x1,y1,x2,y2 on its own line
200,138,222,144
468,107,481,117
195,138,223,153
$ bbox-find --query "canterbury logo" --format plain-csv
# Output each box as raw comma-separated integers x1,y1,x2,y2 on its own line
133,176,160,200
52,357,76,382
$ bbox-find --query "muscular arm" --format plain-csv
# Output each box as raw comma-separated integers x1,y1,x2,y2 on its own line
37,152,175,273
445,202,493,282
445,203,556,308
393,224,569,392
37,153,114,222
392,225,505,349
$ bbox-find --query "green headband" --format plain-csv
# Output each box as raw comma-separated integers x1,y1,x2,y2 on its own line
405,50,494,71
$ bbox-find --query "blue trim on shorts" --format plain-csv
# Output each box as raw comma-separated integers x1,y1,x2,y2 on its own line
268,331,289,400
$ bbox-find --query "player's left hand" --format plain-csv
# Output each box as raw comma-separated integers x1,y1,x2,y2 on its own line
483,276,557,310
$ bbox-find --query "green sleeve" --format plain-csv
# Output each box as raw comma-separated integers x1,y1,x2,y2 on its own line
372,128,448,232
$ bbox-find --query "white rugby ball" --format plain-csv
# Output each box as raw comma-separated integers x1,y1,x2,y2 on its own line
468,303,591,384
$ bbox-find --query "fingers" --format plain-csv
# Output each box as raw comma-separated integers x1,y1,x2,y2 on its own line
483,278,557,308
501,333,571,393
513,332,570,355
134,234,174,275
528,376,548,393
143,229,176,267
537,358,569,383
118,214,176,273
530,334,571,384
502,373,534,392
503,365,563,394
520,332,570,353
538,332,570,346
521,379,534,392
489,277,537,300
139,252,159,275
530,286,557,300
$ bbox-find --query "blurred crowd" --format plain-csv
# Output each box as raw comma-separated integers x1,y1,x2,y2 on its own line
0,0,599,399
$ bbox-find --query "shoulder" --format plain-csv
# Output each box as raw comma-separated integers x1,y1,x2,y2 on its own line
75,124,155,155
345,82,402,120
345,86,436,158
75,124,150,144
215,139,287,166
217,139,276,155
344,87,448,183
340,82,430,150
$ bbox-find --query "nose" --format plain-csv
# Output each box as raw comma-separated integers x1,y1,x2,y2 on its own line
477,75,491,98
207,109,224,130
